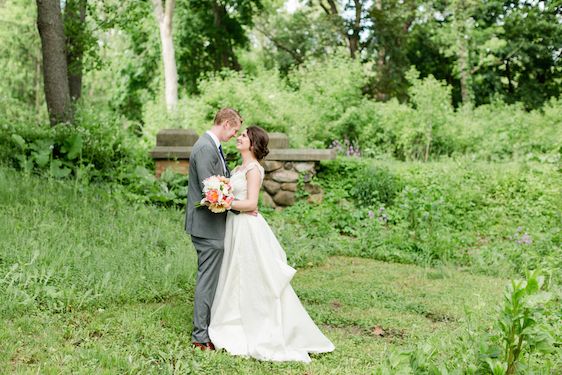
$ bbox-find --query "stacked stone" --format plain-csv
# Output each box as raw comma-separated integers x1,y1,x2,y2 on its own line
150,130,335,207
261,161,323,207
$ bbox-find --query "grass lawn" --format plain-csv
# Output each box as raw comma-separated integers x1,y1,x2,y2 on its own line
1,256,505,374
0,167,554,373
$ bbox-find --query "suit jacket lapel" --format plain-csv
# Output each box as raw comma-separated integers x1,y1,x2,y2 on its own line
202,133,229,177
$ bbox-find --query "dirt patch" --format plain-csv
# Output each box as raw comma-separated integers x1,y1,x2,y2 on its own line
369,325,406,340
330,300,342,310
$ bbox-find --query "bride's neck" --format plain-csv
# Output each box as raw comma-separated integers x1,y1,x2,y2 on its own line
240,151,257,166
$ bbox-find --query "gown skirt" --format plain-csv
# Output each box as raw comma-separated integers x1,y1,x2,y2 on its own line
208,211,335,363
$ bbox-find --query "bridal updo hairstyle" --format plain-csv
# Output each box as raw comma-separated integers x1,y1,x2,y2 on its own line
247,126,269,161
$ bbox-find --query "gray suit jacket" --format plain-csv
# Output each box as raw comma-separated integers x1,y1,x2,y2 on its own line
185,133,230,239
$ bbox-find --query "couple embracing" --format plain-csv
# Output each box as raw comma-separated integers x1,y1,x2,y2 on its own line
185,108,335,363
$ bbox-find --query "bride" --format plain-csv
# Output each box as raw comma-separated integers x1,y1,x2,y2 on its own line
208,126,335,363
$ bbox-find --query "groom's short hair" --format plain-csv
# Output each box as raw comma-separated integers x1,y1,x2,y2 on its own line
214,108,243,127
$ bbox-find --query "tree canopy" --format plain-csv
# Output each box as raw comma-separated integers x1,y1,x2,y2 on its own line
0,0,560,127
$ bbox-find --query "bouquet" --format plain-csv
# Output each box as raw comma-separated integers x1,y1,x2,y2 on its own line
197,175,234,213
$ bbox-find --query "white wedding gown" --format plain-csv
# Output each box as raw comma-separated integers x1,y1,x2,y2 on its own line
209,162,335,363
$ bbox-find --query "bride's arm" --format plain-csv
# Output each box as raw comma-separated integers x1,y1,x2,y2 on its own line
229,168,261,212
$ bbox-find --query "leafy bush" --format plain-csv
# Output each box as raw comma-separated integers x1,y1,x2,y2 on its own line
116,167,188,207
312,157,562,273
350,165,402,207
374,271,560,374
493,270,556,374
0,105,148,179
142,52,367,148
143,56,562,163
400,68,454,161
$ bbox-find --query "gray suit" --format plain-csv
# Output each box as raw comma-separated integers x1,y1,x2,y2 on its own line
185,132,229,343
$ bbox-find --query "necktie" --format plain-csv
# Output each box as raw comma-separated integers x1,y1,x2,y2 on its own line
218,145,227,173
218,145,226,163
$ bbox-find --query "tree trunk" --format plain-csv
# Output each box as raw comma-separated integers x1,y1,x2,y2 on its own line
64,0,86,102
458,36,471,106
454,0,472,107
375,0,384,69
212,0,241,71
506,59,514,94
373,0,388,100
318,0,352,53
152,0,178,111
36,0,73,125
34,54,42,116
348,0,362,59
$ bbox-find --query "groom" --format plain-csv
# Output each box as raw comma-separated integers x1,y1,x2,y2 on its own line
185,108,242,350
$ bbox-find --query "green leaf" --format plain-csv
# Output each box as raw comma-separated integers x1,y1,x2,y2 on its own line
525,277,540,294
11,134,26,149
61,133,83,160
33,151,50,168
50,160,72,178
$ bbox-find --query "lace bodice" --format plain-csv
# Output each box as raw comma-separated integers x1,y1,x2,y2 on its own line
229,162,265,201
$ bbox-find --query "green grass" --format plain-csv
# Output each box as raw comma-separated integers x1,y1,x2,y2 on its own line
0,166,559,373
0,168,194,317
1,256,505,374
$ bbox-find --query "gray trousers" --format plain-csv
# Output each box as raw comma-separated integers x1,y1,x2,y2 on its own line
190,235,224,343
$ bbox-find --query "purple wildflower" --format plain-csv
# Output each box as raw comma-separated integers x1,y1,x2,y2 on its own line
517,233,533,245
330,137,361,157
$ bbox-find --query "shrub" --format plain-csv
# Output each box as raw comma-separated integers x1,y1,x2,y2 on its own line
316,157,561,271
0,105,148,179
350,165,402,207
142,52,368,148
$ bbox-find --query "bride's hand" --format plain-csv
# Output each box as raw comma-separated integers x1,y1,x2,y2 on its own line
244,209,259,217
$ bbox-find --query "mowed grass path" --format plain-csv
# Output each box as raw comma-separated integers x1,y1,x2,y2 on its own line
2,258,504,374
0,168,504,373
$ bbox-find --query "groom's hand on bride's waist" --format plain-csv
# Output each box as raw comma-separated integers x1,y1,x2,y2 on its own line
227,199,258,216
245,209,259,217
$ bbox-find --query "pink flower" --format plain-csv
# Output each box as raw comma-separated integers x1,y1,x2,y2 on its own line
205,190,220,203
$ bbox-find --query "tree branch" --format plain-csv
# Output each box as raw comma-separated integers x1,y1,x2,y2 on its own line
326,0,338,15
353,0,362,30
318,1,330,15
254,24,304,64
470,43,523,75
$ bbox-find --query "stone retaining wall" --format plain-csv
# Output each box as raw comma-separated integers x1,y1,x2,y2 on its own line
261,161,323,207
150,129,335,207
